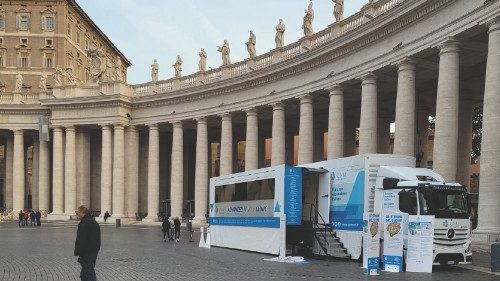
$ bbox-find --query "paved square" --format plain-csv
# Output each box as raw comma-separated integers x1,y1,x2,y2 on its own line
0,221,498,281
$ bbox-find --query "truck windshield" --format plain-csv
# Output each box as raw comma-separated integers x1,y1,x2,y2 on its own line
418,188,469,219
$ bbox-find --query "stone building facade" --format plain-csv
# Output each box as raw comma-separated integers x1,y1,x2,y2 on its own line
0,0,499,244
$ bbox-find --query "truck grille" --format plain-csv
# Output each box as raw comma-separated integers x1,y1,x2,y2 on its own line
434,228,468,246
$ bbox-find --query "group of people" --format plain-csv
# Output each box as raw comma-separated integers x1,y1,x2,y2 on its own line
18,209,42,227
161,216,181,242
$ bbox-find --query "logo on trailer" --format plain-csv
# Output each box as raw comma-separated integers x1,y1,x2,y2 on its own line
447,228,455,239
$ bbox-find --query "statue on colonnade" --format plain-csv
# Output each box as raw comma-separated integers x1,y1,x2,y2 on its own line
302,1,314,37
39,72,48,92
275,19,286,48
217,40,231,66
173,55,183,78
151,59,159,82
54,65,63,86
246,30,257,59
14,73,23,93
199,48,207,72
333,0,344,22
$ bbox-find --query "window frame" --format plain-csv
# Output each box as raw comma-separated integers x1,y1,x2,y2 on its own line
18,14,30,31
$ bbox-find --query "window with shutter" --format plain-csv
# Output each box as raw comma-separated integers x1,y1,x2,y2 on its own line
0,15,4,30
19,15,29,30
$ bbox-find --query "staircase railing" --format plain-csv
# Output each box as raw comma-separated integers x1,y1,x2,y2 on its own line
303,203,337,255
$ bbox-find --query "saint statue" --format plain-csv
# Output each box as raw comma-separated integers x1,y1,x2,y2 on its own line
66,65,77,85
333,0,344,22
54,65,64,87
151,59,159,82
39,72,48,92
199,48,207,72
115,56,124,82
87,48,104,83
173,55,183,78
217,40,231,66
302,1,314,37
275,19,286,48
246,30,257,59
14,73,23,93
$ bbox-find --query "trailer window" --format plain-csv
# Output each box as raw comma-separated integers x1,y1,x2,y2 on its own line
215,179,275,203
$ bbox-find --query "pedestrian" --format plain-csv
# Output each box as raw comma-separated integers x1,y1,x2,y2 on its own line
36,210,42,227
74,205,101,281
103,211,110,222
23,210,29,226
18,210,23,227
161,217,171,242
174,216,181,242
30,210,36,226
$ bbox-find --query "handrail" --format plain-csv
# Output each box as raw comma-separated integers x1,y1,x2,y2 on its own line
303,202,337,255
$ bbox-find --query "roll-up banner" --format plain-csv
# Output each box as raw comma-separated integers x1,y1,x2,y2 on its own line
407,215,435,273
363,212,380,275
383,211,404,272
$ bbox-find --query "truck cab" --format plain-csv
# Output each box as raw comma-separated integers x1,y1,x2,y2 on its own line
373,166,472,265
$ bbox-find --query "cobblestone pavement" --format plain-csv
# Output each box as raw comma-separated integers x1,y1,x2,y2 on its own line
0,221,498,281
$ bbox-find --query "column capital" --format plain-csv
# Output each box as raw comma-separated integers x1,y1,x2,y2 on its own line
113,124,125,130
12,129,23,135
125,125,138,132
146,123,158,129
195,117,207,124
99,124,112,130
299,93,313,104
396,57,416,72
271,101,285,111
437,38,460,55
172,120,183,128
52,126,63,132
327,84,343,96
487,18,500,33
65,125,76,132
219,112,232,121
244,107,258,116
360,73,377,85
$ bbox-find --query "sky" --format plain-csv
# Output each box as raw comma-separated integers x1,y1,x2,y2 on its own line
76,0,368,84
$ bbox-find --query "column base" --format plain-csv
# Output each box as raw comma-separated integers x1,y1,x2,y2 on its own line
46,213,72,221
472,227,500,243
192,216,208,224
142,216,159,222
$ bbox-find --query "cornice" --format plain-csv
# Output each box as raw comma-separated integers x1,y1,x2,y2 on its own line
132,0,454,109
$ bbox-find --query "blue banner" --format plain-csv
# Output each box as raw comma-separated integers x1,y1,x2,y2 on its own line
367,257,380,275
330,170,365,231
208,217,280,228
284,167,303,225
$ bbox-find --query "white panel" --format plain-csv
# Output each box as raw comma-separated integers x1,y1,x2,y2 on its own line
211,225,280,255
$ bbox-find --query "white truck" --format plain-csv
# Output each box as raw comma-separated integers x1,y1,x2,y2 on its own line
301,154,472,265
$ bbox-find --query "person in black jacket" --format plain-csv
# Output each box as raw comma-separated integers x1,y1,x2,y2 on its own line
74,205,101,281
173,216,181,242
161,217,171,242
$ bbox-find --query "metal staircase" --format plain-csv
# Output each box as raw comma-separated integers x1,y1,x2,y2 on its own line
304,203,351,259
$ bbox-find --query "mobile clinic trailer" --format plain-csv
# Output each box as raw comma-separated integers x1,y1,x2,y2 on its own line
208,154,413,257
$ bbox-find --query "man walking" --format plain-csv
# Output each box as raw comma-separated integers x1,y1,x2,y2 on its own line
74,205,101,281
174,216,181,242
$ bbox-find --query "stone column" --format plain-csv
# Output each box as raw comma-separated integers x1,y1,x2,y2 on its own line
5,135,13,210
76,131,91,207
38,137,50,212
170,121,184,219
112,124,125,218
327,85,344,159
298,94,314,164
194,118,208,223
476,21,500,238
12,130,25,211
271,102,286,166
456,100,472,188
359,73,378,154
125,126,139,218
64,126,76,216
52,127,64,215
144,124,159,221
219,113,233,175
433,39,460,181
100,125,113,217
394,58,416,156
32,138,39,211
245,109,259,171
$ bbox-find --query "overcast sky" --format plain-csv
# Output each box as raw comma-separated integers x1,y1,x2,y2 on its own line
76,0,369,84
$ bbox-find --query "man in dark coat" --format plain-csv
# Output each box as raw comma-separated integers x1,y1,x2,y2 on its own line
174,216,181,242
161,217,171,242
74,205,101,281
35,210,42,226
